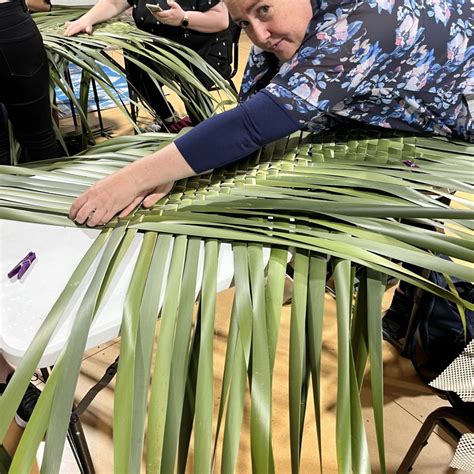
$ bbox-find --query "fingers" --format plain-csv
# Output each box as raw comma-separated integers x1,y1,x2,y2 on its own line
156,3,183,24
142,182,174,208
142,193,165,208
118,196,145,218
69,193,88,221
72,199,114,227
63,23,73,37
153,11,168,22
63,21,80,37
74,201,99,225
71,195,143,227
69,180,174,227
63,21,92,37
69,187,104,225
86,207,109,227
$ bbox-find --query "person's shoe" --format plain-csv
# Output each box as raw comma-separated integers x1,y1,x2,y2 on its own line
167,115,193,133
0,373,41,428
142,121,163,133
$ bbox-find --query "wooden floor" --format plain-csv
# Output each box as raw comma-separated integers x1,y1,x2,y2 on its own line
36,289,459,473
34,32,461,473
46,290,459,474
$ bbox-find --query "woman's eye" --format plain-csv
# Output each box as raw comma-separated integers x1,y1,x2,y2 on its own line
238,20,250,29
258,5,270,17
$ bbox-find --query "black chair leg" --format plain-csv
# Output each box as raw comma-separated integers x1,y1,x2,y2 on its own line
397,406,467,473
40,367,96,473
64,357,119,473
67,411,95,474
91,80,106,137
64,66,78,129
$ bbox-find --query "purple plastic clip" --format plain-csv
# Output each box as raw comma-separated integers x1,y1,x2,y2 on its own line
403,159,419,168
7,251,36,280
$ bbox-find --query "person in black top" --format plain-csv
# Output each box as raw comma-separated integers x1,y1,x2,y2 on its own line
0,0,60,165
64,0,232,130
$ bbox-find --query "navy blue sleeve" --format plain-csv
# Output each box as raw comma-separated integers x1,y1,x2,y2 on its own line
174,91,301,174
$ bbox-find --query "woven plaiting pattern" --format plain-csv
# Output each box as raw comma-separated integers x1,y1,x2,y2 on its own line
304,128,413,164
155,128,420,213
430,341,474,403
449,433,474,472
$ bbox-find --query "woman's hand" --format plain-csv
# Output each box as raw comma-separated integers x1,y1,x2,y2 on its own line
64,18,94,36
70,143,196,227
63,0,130,36
69,167,173,227
151,1,186,27
152,1,228,32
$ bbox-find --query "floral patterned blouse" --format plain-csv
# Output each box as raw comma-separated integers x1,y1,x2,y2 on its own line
239,0,473,141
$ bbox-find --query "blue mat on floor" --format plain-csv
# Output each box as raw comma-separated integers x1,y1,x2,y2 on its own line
55,63,129,118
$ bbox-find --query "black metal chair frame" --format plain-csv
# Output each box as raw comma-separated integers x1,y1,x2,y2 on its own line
39,359,119,474
382,247,474,473
397,405,474,473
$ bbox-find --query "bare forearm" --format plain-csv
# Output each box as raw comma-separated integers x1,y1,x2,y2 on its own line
81,0,130,26
128,143,196,192
156,2,229,33
185,6,229,33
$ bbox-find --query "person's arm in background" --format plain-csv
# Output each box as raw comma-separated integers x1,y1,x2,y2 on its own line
69,92,301,226
152,1,228,33
26,0,51,13
63,0,131,36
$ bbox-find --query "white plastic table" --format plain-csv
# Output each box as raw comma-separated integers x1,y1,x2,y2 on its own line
0,219,248,368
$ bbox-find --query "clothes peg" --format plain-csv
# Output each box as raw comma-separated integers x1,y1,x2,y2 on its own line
7,251,36,280
403,160,419,168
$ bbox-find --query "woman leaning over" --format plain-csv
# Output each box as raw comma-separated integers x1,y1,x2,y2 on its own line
69,0,473,226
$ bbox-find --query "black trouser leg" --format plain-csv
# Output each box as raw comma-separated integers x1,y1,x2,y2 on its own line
0,2,60,164
0,104,10,165
125,57,175,121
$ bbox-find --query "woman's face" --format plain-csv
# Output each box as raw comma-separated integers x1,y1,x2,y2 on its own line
226,0,313,62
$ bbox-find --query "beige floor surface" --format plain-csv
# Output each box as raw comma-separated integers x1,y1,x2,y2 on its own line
46,289,459,473
28,31,465,473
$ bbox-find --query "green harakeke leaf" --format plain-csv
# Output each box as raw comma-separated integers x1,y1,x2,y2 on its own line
32,7,236,156
113,231,156,471
220,244,254,472
249,243,274,473
193,239,219,473
160,237,200,472
333,259,353,474
146,235,188,472
42,223,128,473
307,254,327,473
366,269,387,473
289,249,310,473
2,127,474,472
128,234,173,471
